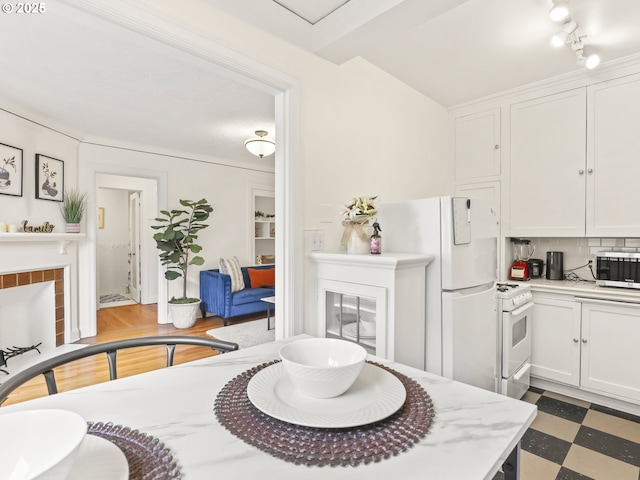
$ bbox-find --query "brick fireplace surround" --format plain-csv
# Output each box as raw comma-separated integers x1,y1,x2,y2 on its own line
0,268,65,346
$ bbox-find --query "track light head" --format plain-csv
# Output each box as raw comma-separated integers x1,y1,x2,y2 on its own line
551,31,569,47
584,54,601,69
549,0,570,22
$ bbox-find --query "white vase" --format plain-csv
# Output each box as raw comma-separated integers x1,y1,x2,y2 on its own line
168,300,201,328
346,225,372,254
65,223,81,233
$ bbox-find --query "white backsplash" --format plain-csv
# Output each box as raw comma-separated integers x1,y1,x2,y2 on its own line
508,237,640,281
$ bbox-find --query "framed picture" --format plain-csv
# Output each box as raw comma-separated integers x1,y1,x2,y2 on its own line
0,143,23,197
35,154,64,202
98,207,105,229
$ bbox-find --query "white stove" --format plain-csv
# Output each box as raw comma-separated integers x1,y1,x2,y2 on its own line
496,282,533,399
496,282,533,311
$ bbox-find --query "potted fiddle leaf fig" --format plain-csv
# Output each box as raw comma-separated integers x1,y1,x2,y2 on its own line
152,199,213,328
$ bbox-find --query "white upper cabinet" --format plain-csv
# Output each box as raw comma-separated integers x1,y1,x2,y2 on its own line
509,89,586,237
454,108,501,182
587,73,640,237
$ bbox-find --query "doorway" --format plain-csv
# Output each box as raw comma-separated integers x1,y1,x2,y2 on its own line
95,174,158,312
76,2,302,341
96,187,139,308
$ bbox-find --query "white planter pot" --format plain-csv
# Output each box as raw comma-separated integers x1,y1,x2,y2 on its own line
65,223,81,233
168,300,201,328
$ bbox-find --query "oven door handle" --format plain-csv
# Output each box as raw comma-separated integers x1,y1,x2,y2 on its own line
510,302,534,317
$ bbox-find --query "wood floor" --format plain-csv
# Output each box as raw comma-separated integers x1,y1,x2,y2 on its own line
2,303,262,406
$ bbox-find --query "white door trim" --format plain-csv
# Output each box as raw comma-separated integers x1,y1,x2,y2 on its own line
79,164,168,336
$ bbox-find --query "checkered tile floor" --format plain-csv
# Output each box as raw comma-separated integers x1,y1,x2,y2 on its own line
493,387,640,480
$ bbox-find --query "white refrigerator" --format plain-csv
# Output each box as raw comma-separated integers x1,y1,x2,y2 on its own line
377,196,499,392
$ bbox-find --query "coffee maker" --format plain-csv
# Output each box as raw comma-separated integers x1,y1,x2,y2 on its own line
510,238,535,280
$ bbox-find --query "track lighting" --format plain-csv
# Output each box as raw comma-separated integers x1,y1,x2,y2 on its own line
547,2,600,69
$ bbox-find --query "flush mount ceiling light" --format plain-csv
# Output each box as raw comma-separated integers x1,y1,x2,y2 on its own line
548,1,600,70
244,130,275,158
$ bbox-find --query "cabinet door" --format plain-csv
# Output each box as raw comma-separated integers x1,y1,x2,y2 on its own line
509,89,586,236
581,301,640,402
317,279,387,359
587,74,640,236
454,108,501,181
530,295,581,386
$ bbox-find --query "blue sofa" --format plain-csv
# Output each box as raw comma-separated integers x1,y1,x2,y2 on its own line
199,265,275,325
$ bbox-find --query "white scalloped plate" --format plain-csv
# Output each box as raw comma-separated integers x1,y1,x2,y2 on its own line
247,363,406,428
68,434,128,480
341,322,376,340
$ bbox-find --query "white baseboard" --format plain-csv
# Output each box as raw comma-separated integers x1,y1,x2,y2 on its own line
531,377,640,417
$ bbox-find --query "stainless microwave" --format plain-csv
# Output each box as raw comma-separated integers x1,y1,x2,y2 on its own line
596,251,640,289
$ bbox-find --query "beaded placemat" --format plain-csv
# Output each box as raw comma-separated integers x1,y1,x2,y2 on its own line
214,360,435,467
87,422,181,479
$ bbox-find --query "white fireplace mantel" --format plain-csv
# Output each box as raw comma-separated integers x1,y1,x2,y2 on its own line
310,251,434,371
0,233,86,254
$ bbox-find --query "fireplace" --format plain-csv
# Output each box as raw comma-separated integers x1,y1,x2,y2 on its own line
0,268,65,347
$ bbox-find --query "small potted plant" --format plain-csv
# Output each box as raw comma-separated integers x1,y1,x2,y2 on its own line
152,199,213,328
59,189,87,233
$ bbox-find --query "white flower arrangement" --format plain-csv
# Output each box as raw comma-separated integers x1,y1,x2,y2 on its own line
343,195,378,221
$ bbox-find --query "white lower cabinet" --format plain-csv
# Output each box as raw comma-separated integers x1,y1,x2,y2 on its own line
531,294,581,386
580,301,640,402
531,292,640,404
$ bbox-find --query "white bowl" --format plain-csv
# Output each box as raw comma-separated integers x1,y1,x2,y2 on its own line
279,338,367,398
0,409,87,480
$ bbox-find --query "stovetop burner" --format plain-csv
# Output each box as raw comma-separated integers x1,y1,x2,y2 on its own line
496,282,520,293
496,281,532,300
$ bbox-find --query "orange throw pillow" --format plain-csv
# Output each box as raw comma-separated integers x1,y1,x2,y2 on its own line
247,268,275,288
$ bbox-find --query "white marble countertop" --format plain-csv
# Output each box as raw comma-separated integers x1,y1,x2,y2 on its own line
524,278,640,303
0,335,536,479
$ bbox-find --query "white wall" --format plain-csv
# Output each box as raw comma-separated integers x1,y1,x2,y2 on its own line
0,101,275,337
0,108,80,231
134,1,450,241
130,0,450,334
81,143,276,304
0,107,82,343
2,1,451,339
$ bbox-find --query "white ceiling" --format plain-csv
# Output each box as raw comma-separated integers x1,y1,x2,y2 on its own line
212,0,640,106
0,1,276,169
2,0,640,166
